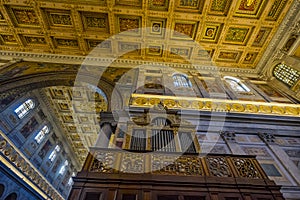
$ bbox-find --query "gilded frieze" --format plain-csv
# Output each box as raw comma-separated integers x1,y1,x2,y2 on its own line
49,13,72,26
169,47,191,59
55,38,78,47
87,40,111,50
130,94,300,117
23,36,46,45
146,45,163,56
81,12,109,32
266,0,288,21
217,50,242,62
208,0,232,16
224,27,251,45
118,42,141,55
172,22,198,39
117,15,141,35
9,7,39,26
252,27,272,47
0,34,18,45
200,23,223,43
234,0,267,18
175,0,204,13
243,52,258,64
0,11,5,23
196,49,214,60
149,0,169,10
147,18,166,37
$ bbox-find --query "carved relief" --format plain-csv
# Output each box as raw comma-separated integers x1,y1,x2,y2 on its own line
0,35,17,44
82,12,109,32
50,13,72,26
119,42,141,54
152,154,203,176
121,153,144,173
234,0,267,18
266,0,288,21
232,158,261,178
24,36,46,45
55,38,78,47
118,16,141,34
206,157,232,177
0,11,5,22
283,35,297,52
173,22,197,39
196,49,214,60
90,152,116,173
87,40,111,49
224,27,250,44
243,52,258,64
170,47,191,58
209,0,232,15
220,52,238,60
11,7,39,26
252,27,272,47
149,0,169,10
201,23,223,43
146,45,163,56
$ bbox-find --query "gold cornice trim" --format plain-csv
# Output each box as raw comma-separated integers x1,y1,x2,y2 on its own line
130,94,300,117
0,50,257,75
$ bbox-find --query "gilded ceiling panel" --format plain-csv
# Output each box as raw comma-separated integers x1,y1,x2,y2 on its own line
0,0,294,69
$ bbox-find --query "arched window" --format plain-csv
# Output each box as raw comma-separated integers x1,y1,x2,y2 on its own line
59,160,68,175
49,145,60,162
14,99,34,119
34,125,49,144
172,74,192,88
273,63,300,87
68,177,73,186
224,76,250,93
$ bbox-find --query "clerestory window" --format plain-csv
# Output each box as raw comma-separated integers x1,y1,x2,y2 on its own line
14,99,35,119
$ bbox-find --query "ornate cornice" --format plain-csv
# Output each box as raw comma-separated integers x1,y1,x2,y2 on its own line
130,94,300,117
0,50,257,75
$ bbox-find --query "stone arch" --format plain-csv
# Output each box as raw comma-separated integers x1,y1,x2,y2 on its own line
0,71,123,112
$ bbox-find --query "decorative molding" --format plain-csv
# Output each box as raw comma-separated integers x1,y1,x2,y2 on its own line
130,93,300,117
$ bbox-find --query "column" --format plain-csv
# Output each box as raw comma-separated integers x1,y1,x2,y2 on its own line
95,112,117,148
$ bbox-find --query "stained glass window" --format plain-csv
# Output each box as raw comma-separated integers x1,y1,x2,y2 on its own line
14,99,35,118
273,63,300,87
172,74,192,88
224,76,250,93
35,125,49,144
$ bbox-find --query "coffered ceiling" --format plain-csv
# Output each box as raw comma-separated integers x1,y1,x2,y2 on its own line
0,0,294,69
43,85,108,165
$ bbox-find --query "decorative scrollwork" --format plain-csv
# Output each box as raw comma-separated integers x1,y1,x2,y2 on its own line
152,154,202,176
90,152,115,173
232,158,261,178
120,153,144,173
206,157,232,177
